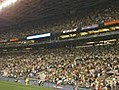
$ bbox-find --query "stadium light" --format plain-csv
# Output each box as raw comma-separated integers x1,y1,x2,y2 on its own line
0,0,18,10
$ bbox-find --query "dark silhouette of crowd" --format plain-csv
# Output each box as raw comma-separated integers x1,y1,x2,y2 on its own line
0,4,119,41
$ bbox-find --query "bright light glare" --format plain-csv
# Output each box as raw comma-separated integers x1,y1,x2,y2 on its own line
0,0,18,10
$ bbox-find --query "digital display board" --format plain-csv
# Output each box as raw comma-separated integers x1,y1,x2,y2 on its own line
62,28,77,33
26,33,51,40
10,38,18,42
60,33,77,39
104,19,119,26
81,24,98,30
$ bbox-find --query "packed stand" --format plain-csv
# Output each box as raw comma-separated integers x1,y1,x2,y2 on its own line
0,44,119,89
0,4,119,40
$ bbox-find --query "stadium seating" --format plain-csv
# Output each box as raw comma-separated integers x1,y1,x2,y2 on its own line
0,4,119,41
0,1,119,90
0,44,119,89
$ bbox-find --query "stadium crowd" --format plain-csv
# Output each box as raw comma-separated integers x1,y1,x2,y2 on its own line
0,1,119,90
0,4,119,40
0,44,119,90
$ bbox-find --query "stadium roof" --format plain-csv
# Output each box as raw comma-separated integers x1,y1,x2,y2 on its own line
0,0,114,28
